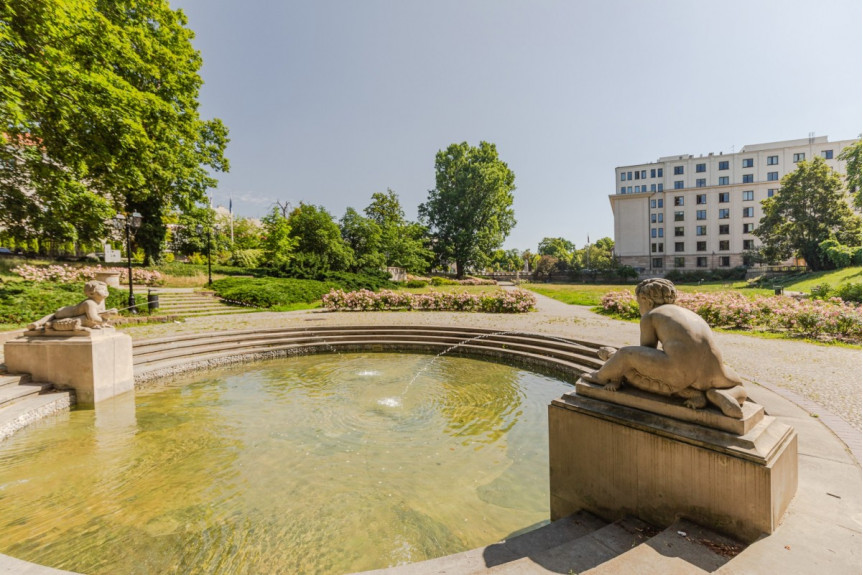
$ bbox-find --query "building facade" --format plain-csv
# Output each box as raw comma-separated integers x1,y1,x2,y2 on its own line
609,136,857,273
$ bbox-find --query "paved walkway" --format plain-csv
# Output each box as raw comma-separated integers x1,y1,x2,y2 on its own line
115,288,863,462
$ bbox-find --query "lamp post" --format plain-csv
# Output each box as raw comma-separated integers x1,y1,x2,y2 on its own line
113,211,143,313
197,223,220,286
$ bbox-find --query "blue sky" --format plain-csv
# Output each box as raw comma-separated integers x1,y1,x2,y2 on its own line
173,0,861,252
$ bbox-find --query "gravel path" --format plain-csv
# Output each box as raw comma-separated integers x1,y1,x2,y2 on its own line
118,290,862,436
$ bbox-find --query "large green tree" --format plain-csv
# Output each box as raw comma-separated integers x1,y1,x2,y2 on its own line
755,157,861,271
839,139,861,209
287,203,354,272
364,189,432,273
340,207,385,271
0,0,228,261
419,142,516,278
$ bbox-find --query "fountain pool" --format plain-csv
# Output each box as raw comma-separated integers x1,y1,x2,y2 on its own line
0,352,572,574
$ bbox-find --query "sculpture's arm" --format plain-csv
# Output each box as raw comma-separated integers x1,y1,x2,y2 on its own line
639,315,659,348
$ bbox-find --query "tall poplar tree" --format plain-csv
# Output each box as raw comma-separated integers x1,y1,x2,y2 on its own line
419,142,516,278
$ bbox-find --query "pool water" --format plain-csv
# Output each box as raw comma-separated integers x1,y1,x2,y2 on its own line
0,353,571,574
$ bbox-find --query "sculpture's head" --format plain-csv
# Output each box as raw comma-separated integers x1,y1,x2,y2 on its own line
84,280,109,302
635,278,677,314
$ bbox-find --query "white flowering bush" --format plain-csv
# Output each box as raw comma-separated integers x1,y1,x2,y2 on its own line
600,290,861,342
322,288,535,313
12,264,163,286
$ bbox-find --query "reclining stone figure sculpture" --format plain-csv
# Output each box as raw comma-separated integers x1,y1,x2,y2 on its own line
582,278,747,418
27,280,117,333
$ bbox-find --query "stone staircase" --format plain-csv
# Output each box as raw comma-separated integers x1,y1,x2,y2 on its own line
0,370,73,442
358,513,742,575
147,289,256,317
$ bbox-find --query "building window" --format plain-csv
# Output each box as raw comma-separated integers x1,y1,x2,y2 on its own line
793,153,805,163
719,256,730,267
674,211,685,221
719,224,730,235
696,241,707,252
767,155,779,165
641,170,647,179
627,186,633,193
657,168,664,177
696,257,708,268
674,180,684,189
650,199,656,208
696,178,706,188
651,184,657,192
718,176,729,186
674,257,685,268
767,171,779,181
658,183,664,192
674,196,684,206
743,239,755,250
696,210,707,220
657,213,664,223
658,227,664,237
651,243,664,253
651,214,657,223
767,189,776,197
743,223,755,233
696,226,707,236
742,158,754,168
742,174,754,183
674,166,684,175
821,150,833,159
675,227,684,237
650,168,656,178
620,187,626,194
696,194,707,204
718,208,729,219
743,207,754,217
719,161,729,170
621,172,626,181
696,163,706,173
651,228,657,238
742,190,754,201
719,240,730,250
718,192,730,203
652,258,663,268
635,171,640,180
627,171,632,180
657,198,664,208
675,242,685,252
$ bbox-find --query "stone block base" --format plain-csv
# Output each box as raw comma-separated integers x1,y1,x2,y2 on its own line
4,331,133,407
549,391,797,543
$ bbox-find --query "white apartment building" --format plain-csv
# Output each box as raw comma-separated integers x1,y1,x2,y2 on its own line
609,136,857,273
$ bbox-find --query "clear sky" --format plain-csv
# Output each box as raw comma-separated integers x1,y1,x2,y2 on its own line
172,0,861,252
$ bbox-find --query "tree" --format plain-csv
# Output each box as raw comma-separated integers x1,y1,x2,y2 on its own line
537,237,576,260
839,140,861,209
755,157,861,271
287,203,354,272
261,207,297,268
340,208,385,271
419,142,516,278
0,1,229,262
364,189,433,273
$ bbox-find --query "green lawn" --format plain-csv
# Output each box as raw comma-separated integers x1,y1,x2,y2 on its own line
780,266,861,292
523,281,774,306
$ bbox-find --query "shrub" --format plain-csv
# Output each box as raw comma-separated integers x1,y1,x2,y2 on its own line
810,283,834,300
231,249,263,269
833,282,862,304
431,277,458,286
187,253,206,265
162,253,175,264
211,277,333,307
322,288,536,313
405,279,428,288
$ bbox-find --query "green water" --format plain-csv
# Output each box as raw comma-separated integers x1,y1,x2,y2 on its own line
0,353,571,574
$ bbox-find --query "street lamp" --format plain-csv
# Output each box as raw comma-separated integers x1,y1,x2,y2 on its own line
197,223,220,286
113,211,143,313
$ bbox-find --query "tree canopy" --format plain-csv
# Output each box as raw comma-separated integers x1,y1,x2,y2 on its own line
755,157,861,271
419,141,516,278
0,0,229,260
839,139,861,209
287,203,354,273
364,189,432,273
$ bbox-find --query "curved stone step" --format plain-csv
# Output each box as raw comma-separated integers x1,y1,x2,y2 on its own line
0,391,74,442
0,380,53,409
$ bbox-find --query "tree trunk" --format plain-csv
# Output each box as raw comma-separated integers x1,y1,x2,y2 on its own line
456,260,465,279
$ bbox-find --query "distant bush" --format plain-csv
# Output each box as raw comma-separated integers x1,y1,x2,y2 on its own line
231,249,263,269
664,267,747,283
430,277,458,286
834,282,862,304
405,279,428,288
810,283,834,300
211,277,332,307
187,253,206,265
322,288,536,313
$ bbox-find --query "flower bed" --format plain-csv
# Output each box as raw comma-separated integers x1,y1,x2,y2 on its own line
12,264,163,286
323,289,536,313
600,290,862,342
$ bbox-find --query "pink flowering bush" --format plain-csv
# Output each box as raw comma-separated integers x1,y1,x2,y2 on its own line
12,264,163,286
322,289,535,313
600,290,861,342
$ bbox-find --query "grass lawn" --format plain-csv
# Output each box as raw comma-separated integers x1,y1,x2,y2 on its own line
780,266,861,292
395,284,506,296
523,281,775,306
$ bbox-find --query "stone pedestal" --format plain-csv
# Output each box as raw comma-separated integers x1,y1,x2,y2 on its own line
4,330,133,408
549,388,797,543
94,270,122,288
